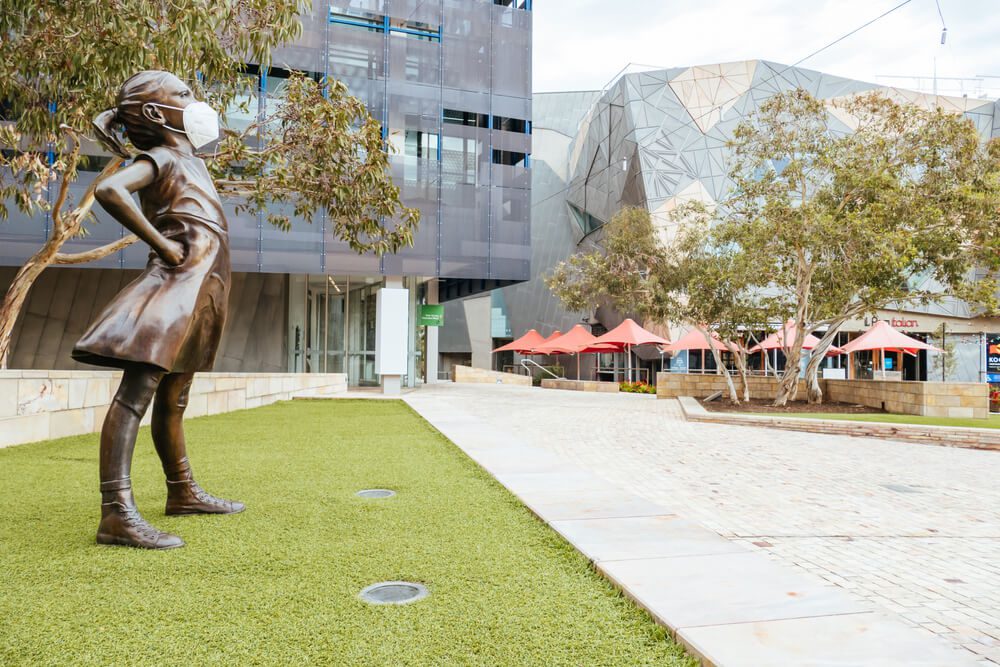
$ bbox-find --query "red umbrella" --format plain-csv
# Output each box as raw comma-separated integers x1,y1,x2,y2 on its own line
840,320,943,379
747,319,844,355
661,328,731,352
533,325,596,354
592,319,668,347
590,319,668,382
661,328,740,375
540,330,563,345
492,329,546,354
533,325,600,378
746,319,844,377
841,320,942,355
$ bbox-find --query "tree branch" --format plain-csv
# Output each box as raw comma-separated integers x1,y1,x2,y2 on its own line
53,234,138,264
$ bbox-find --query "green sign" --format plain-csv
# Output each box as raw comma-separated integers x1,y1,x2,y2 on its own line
418,304,444,327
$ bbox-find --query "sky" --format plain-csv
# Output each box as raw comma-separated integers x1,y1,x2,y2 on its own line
532,0,1000,99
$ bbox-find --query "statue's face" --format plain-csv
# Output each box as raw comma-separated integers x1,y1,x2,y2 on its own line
142,74,197,132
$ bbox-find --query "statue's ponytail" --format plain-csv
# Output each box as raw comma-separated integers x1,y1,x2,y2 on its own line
91,108,131,158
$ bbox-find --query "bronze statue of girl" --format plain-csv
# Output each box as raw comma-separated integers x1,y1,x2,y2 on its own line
75,71,243,549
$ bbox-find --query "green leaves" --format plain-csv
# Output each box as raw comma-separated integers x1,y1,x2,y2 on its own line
724,89,1000,329
545,207,670,321
211,73,419,256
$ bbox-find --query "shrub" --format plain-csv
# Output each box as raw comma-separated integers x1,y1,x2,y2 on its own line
620,381,656,395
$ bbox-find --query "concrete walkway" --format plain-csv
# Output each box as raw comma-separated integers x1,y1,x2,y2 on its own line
405,383,994,666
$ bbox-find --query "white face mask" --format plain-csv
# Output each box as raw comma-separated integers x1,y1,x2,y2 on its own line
147,101,220,149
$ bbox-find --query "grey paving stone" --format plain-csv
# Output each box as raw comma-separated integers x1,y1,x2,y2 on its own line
599,551,868,629
680,612,980,666
550,514,747,562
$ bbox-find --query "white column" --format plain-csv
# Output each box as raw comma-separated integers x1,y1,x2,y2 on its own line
426,279,439,384
376,276,408,395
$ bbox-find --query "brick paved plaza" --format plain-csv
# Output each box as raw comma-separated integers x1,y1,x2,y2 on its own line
411,383,1000,664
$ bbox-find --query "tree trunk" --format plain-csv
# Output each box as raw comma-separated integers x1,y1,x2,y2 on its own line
774,346,802,406
805,322,845,404
0,154,122,368
734,348,751,402
0,233,68,368
773,320,808,407
698,327,738,403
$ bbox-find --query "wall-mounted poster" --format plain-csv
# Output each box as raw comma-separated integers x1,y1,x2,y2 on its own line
987,334,1000,383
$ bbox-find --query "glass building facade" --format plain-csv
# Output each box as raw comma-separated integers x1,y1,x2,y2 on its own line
0,0,532,385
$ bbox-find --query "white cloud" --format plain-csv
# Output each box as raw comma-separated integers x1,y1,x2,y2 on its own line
533,0,1000,98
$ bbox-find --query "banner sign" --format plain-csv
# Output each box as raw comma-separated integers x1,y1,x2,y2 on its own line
987,334,1000,383
418,304,444,327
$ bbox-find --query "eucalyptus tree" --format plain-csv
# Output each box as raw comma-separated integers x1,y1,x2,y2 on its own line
722,90,1000,405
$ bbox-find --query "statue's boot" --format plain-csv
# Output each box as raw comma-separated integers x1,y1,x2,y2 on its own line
165,457,245,516
96,479,185,549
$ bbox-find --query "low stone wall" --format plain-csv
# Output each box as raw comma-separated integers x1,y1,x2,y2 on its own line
677,397,1000,451
0,370,348,448
452,365,532,386
826,379,988,419
656,372,808,400
656,372,989,419
541,379,619,393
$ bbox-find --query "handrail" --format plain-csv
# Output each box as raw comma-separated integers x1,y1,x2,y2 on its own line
520,358,563,380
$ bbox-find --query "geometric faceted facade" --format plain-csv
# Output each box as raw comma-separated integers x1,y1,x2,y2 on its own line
564,60,999,243
447,60,1000,381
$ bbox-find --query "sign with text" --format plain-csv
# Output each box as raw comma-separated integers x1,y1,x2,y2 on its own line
418,304,444,327
987,334,1000,383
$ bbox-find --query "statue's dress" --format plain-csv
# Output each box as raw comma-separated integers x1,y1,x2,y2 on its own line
72,146,230,372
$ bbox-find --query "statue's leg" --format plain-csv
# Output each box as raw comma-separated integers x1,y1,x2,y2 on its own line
97,364,184,549
155,372,245,516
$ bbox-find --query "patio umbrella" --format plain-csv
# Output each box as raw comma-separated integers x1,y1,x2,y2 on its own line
590,319,668,382
747,319,844,376
540,330,563,345
492,329,546,355
533,325,599,379
661,328,737,375
840,320,943,379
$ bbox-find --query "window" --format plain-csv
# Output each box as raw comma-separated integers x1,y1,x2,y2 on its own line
492,150,526,167
443,108,489,128
568,203,604,235
329,8,383,31
329,8,440,40
441,135,480,185
493,115,527,134
389,17,439,41
404,130,438,159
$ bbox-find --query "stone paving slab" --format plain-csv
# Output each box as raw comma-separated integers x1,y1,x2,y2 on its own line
405,384,981,666
599,551,867,628
516,486,671,522
681,612,975,666
550,515,746,561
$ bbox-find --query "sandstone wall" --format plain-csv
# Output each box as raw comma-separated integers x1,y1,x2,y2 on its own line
0,371,347,448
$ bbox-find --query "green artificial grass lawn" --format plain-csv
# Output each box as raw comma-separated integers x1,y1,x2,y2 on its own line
0,400,695,667
771,412,1000,430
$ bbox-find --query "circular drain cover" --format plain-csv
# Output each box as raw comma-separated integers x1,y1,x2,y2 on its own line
359,581,429,605
356,489,396,499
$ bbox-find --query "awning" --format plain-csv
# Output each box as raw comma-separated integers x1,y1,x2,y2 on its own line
661,328,733,353
747,319,844,356
533,325,597,355
492,329,546,354
590,318,668,350
840,320,944,355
